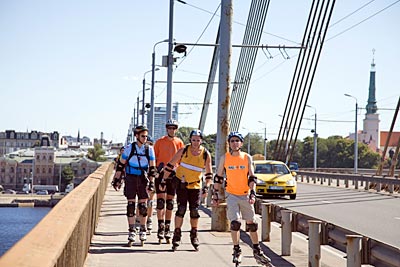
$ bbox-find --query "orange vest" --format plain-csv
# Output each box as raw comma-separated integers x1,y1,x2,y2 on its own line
175,145,206,189
224,151,249,196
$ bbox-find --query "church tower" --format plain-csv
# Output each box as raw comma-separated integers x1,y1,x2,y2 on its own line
361,50,380,151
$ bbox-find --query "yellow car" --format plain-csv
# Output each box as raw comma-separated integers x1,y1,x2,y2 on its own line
254,160,297,200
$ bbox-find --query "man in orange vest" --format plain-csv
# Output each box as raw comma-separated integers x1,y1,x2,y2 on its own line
213,131,273,266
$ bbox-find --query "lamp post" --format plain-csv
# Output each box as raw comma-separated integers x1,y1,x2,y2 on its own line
344,94,358,174
142,69,157,125
150,39,169,136
258,121,267,159
306,105,317,171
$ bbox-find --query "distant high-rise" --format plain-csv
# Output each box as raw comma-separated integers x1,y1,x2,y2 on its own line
149,104,179,141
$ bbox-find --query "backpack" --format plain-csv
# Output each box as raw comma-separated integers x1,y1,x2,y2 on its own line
181,144,208,163
126,142,150,171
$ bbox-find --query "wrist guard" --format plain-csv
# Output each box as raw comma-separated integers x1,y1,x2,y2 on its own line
204,173,213,180
148,166,157,178
116,162,125,172
111,177,122,190
249,189,256,200
202,185,209,194
165,162,174,173
248,175,257,186
214,174,224,184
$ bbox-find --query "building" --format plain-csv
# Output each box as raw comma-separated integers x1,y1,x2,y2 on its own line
359,55,380,152
148,103,179,141
0,130,60,156
0,135,100,191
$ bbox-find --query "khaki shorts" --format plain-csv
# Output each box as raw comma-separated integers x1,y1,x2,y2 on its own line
226,192,256,222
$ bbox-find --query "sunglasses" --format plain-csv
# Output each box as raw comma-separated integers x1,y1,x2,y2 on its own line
230,139,241,143
167,127,177,130
140,135,148,138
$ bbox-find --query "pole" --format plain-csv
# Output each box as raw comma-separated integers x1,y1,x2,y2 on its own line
166,0,174,120
150,51,156,136
355,101,358,174
212,0,232,232
264,126,267,159
136,96,139,126
313,111,317,171
142,77,146,125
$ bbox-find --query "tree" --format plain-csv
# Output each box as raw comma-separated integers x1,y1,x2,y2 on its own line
61,165,74,185
87,143,106,162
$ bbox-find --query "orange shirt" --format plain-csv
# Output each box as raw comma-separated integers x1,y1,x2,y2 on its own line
154,135,184,167
224,151,250,196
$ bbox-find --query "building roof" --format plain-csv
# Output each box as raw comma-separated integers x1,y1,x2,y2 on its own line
380,131,400,147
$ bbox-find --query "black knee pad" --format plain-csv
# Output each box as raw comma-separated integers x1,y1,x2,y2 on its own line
166,199,174,210
156,198,165,210
127,201,135,217
189,208,200,219
175,204,186,218
246,222,258,232
230,220,241,231
138,202,147,216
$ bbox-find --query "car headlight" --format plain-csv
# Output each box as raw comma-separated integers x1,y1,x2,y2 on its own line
256,179,266,185
286,179,296,186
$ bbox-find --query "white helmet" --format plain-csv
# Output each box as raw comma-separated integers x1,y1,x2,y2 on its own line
166,119,179,128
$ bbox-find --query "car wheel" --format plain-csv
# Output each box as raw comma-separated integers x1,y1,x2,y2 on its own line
289,194,296,200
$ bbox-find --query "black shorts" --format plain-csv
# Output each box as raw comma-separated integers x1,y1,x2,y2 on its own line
124,174,149,200
175,183,201,211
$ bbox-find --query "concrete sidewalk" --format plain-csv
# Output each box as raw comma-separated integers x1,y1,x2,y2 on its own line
84,184,347,267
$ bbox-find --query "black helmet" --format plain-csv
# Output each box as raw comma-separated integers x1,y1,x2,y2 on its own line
228,131,244,142
134,125,148,135
189,129,203,139
166,119,179,128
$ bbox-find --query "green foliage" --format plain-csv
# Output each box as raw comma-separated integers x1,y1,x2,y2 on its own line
61,165,74,185
87,143,107,162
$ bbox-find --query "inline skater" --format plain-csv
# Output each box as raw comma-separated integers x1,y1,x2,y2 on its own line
117,125,157,246
154,119,184,243
213,132,274,266
163,129,213,251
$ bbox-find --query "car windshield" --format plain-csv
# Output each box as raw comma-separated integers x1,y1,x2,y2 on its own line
255,163,290,175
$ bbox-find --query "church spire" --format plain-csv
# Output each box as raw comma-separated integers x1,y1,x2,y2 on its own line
366,49,377,114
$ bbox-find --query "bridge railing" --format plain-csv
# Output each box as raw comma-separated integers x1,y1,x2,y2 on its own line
0,162,114,267
257,202,400,267
296,171,400,194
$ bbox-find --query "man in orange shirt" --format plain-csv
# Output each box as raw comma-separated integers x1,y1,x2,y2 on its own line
154,119,185,243
213,131,273,266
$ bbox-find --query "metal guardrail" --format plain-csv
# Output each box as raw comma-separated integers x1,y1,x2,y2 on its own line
0,162,114,267
296,171,400,194
255,171,400,267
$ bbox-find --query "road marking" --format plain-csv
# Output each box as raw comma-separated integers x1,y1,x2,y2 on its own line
394,217,400,220
321,200,333,204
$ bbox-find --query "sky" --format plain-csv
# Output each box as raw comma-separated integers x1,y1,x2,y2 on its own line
0,0,399,144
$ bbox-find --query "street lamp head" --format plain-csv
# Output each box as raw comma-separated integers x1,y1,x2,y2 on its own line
174,44,187,54
154,67,160,72
344,93,351,97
